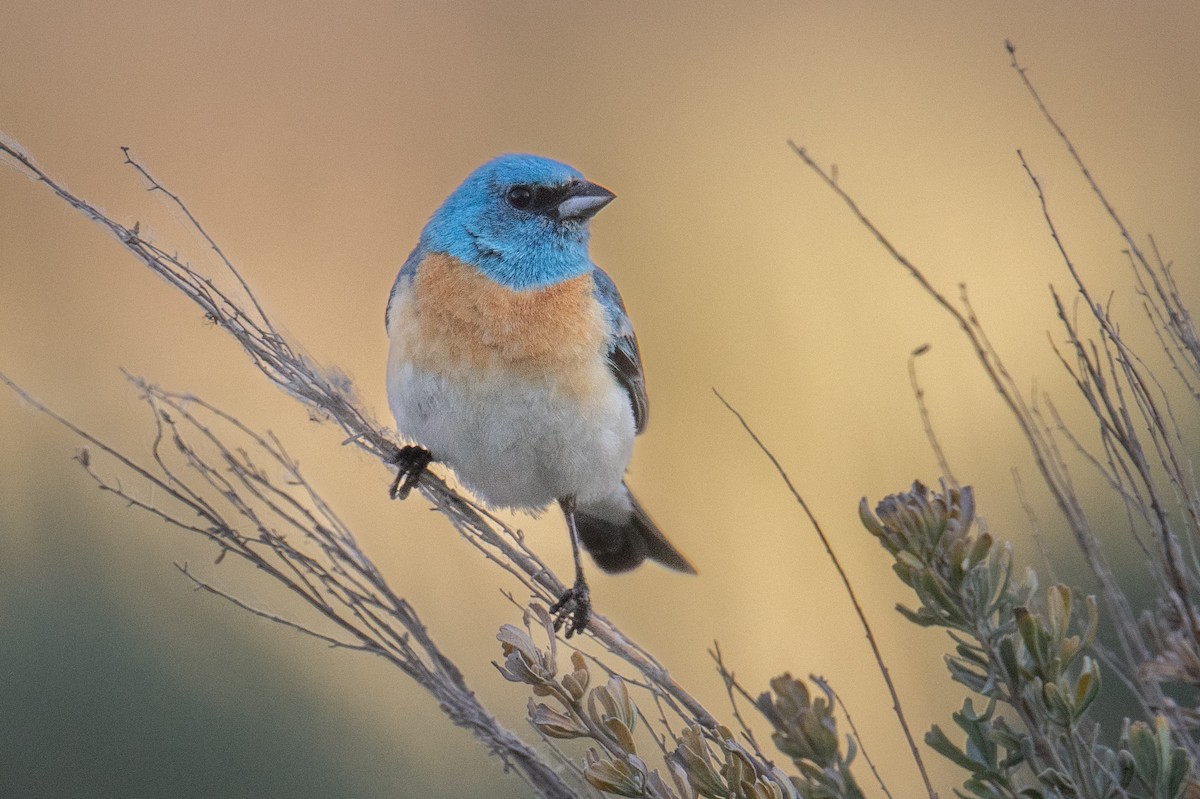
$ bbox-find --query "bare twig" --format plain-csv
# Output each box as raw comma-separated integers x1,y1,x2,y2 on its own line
811,674,895,799
709,642,773,767
1019,151,1200,653
713,388,939,799
786,131,1171,751
907,344,958,488
0,372,576,799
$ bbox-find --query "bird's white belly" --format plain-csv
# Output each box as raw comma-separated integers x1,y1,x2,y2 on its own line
388,360,635,509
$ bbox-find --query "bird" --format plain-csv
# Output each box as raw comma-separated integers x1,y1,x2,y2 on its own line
384,154,695,636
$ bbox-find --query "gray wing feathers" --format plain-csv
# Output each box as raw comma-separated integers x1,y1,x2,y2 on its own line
385,245,424,330
591,267,649,434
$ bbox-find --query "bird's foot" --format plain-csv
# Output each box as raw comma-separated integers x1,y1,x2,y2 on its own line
388,445,432,500
548,578,591,638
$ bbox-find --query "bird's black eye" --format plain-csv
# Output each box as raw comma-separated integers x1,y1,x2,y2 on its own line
506,185,534,210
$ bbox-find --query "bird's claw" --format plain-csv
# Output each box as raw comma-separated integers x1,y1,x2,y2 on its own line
388,445,432,500
548,579,590,638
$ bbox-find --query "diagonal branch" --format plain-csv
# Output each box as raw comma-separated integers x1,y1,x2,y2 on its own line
0,370,576,798
713,389,938,799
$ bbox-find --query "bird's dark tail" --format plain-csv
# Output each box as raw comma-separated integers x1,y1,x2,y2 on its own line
574,485,695,575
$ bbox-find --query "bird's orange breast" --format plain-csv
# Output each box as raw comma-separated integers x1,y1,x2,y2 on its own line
393,252,609,390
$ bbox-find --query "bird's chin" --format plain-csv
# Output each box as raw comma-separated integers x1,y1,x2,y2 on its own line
537,216,589,244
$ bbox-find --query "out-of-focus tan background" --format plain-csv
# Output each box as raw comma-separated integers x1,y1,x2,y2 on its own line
3,2,1198,796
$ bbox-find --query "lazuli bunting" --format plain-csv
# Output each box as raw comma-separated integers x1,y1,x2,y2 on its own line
385,154,694,635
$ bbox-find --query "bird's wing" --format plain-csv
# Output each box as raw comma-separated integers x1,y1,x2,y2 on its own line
592,267,649,434
385,245,424,330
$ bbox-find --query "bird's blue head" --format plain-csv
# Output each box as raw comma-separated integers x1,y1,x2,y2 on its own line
420,154,615,290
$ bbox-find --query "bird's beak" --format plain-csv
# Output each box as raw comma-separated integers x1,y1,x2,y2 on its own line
553,181,616,220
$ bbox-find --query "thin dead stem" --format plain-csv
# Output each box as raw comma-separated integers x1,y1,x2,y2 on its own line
811,675,895,799
713,389,939,799
908,344,958,489
0,371,574,798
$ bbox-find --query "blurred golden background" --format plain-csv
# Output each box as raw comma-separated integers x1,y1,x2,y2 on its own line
3,2,1199,796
